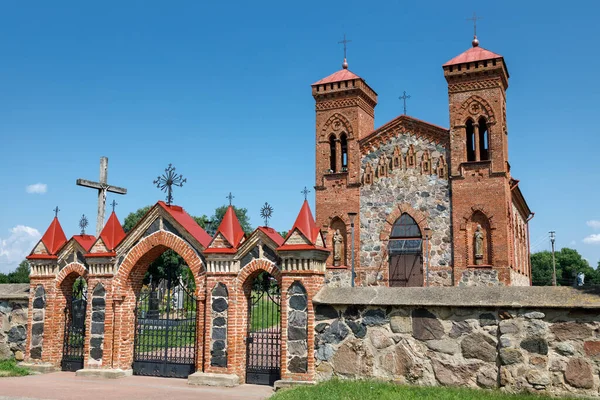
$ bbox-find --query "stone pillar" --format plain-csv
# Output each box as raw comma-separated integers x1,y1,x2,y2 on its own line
474,123,480,161
28,284,46,361
210,283,229,368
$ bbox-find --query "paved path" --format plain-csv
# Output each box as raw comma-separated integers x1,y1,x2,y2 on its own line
0,372,274,400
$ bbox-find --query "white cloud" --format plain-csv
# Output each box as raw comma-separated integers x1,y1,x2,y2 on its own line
587,220,600,230
26,183,47,194
0,225,41,273
583,234,600,245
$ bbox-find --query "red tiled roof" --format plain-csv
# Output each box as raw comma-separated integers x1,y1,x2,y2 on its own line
203,248,238,254
312,69,361,86
158,201,212,248
26,254,58,260
40,217,68,255
72,235,96,252
443,45,503,66
213,206,245,249
84,252,117,258
257,227,284,247
285,200,321,245
100,212,126,251
277,244,328,252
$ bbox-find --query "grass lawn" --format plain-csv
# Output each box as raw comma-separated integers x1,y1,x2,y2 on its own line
271,380,576,400
250,294,280,331
0,359,30,377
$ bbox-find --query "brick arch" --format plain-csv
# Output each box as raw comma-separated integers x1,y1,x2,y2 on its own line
237,258,281,294
113,230,205,296
459,205,496,230
381,203,429,241
55,262,88,288
454,95,496,127
319,112,354,141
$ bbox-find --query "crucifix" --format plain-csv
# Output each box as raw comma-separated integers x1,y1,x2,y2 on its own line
226,192,235,206
399,91,411,115
77,157,127,237
467,12,483,38
338,33,351,68
301,186,310,201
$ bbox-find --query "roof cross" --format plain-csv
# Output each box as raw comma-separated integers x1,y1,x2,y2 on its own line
226,192,235,206
260,202,274,227
53,206,60,218
338,33,351,69
301,186,311,201
79,214,89,235
399,91,411,115
77,157,127,236
110,200,118,213
154,164,186,206
467,12,483,38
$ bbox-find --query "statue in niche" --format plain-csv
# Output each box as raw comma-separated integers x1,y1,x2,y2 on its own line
474,224,484,265
333,229,343,266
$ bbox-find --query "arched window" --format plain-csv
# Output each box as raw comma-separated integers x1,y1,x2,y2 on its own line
466,119,475,161
388,213,423,287
391,213,421,238
329,134,336,172
340,133,348,171
478,117,489,161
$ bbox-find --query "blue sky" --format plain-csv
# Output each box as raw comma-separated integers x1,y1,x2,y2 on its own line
1,1,599,273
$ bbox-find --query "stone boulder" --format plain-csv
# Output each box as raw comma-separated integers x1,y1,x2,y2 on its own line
565,358,594,389
551,322,592,341
412,308,444,341
432,359,481,386
331,340,373,377
461,332,496,362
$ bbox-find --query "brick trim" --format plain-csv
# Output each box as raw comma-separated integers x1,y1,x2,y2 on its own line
55,262,87,288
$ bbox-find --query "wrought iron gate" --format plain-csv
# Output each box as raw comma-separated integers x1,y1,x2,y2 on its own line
61,282,87,372
133,273,197,378
246,273,281,386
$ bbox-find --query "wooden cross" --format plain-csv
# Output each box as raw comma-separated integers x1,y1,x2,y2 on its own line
399,91,411,115
226,192,235,206
338,34,351,60
76,157,127,236
467,12,483,37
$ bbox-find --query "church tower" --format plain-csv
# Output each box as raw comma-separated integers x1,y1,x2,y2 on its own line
312,58,377,267
444,35,532,285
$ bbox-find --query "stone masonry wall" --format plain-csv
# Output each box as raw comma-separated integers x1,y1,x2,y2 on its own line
314,302,600,397
360,133,451,286
210,283,228,368
29,285,45,360
0,299,28,361
287,282,308,374
88,283,106,366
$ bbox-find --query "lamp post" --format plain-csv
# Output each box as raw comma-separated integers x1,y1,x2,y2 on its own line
348,212,357,287
550,231,557,286
424,227,432,287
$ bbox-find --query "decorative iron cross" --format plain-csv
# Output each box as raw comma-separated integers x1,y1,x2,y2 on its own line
79,214,89,235
467,12,483,37
77,157,127,236
260,202,274,227
154,164,186,206
338,34,351,60
53,206,60,218
399,91,411,115
110,200,118,213
226,192,235,206
301,186,311,201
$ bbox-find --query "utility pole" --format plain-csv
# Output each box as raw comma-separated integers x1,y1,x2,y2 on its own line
550,231,557,286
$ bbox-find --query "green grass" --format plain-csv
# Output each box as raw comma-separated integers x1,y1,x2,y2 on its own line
250,295,280,331
136,327,196,349
0,359,30,377
271,380,577,400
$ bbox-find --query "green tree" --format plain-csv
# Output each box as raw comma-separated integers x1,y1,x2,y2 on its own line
531,248,600,286
123,206,152,233
211,205,253,234
0,261,30,284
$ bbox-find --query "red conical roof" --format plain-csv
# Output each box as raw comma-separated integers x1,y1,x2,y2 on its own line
288,200,321,245
214,206,245,248
40,217,68,255
443,45,503,67
100,211,126,251
73,235,96,252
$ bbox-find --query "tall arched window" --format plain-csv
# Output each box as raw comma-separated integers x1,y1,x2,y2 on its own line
466,119,475,161
478,117,489,161
388,213,423,287
391,214,422,238
340,133,348,171
329,134,336,172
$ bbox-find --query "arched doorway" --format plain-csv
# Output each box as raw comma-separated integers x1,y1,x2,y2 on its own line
245,271,281,385
388,213,423,287
61,276,88,371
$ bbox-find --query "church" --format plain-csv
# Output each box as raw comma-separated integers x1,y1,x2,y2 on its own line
313,34,533,287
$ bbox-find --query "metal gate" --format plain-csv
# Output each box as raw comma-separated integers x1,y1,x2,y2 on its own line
61,280,87,372
133,273,197,378
246,273,281,386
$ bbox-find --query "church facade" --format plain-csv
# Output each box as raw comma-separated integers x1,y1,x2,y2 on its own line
314,38,533,287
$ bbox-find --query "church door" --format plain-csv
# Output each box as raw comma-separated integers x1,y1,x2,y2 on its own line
388,214,424,287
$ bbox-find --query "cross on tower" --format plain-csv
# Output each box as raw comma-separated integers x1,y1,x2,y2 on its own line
226,192,235,206
154,164,186,206
301,186,311,201
53,206,60,218
399,91,411,115
110,200,118,213
338,33,351,68
77,157,128,237
467,12,483,38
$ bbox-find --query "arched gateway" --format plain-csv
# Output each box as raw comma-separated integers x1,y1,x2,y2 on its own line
25,199,328,386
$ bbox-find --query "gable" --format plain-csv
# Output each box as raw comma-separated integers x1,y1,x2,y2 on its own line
210,233,232,249
32,240,48,255
286,229,311,246
90,238,109,254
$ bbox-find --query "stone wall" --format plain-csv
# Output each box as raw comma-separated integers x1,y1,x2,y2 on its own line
0,284,29,361
287,282,308,373
360,133,451,286
89,283,106,366
313,286,600,397
325,268,352,288
210,283,228,368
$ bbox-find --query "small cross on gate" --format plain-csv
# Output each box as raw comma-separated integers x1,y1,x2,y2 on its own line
226,192,235,206
467,12,483,38
260,202,274,227
338,33,351,67
399,91,411,115
53,206,60,218
77,157,127,236
110,200,118,213
154,164,186,206
301,186,311,201
79,214,89,235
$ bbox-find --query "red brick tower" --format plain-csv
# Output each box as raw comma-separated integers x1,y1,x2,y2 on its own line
311,60,377,267
444,36,530,285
